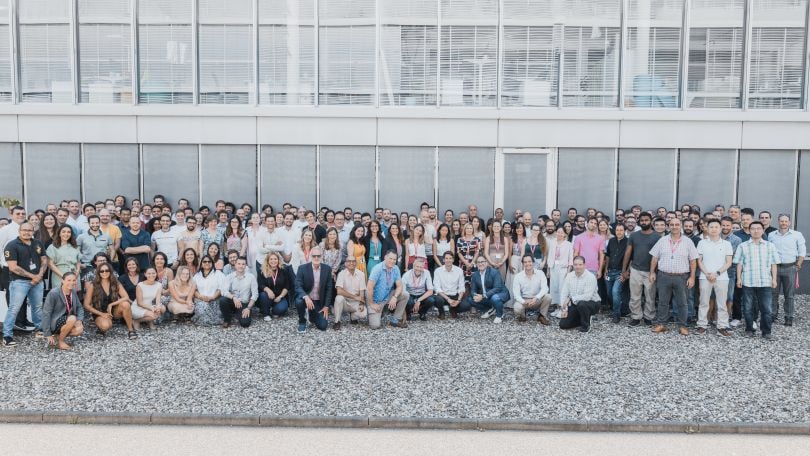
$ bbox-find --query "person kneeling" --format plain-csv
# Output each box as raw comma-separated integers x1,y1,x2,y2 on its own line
294,247,333,333
468,257,510,324
42,272,84,350
83,264,138,340
132,267,167,331
559,256,601,333
219,257,258,328
168,266,197,322
366,250,409,329
401,259,436,321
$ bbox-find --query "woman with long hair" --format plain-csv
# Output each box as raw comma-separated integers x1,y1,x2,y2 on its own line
405,224,427,270
548,226,574,308
404,214,418,240
46,225,80,290
290,229,317,274
346,225,367,278
201,215,224,255
83,263,137,339
245,213,264,271
42,272,84,350
319,227,342,279
456,223,481,281
152,251,174,308
118,257,143,302
206,242,225,271
36,213,58,249
192,255,224,326
132,267,166,331
223,215,247,258
167,265,196,320
177,247,200,277
256,252,291,320
432,223,455,271
524,223,548,270
484,220,511,280
471,216,485,240
382,222,405,272
562,220,574,242
364,220,384,274
451,219,462,238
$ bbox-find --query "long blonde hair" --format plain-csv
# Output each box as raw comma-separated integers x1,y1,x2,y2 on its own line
261,252,282,278
174,266,193,288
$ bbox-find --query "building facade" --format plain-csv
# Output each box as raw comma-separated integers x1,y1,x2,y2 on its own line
0,0,808,231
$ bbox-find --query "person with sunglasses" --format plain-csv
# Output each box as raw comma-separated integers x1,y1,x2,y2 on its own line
83,262,138,339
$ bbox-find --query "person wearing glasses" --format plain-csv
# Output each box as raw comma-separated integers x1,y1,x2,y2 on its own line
83,262,138,340
468,257,510,324
294,246,334,333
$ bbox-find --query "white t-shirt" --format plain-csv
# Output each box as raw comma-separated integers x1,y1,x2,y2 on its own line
696,238,733,281
151,229,179,263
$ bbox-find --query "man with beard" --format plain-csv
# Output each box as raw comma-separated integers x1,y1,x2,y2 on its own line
622,212,659,326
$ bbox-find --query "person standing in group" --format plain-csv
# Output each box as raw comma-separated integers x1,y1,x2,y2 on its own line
2,222,48,345
767,214,805,326
224,216,248,259
365,220,385,275
484,220,511,281
622,212,659,326
548,226,574,314
456,223,481,284
696,219,733,336
406,224,427,270
524,223,548,271
573,217,602,274
650,218,699,336
46,225,81,291
735,221,780,340
346,225,367,279
599,223,629,324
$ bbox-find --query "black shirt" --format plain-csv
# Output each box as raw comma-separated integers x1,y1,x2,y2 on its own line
4,238,46,281
604,236,629,271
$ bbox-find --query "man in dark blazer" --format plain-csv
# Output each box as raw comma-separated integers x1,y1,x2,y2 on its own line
468,257,510,324
294,246,334,333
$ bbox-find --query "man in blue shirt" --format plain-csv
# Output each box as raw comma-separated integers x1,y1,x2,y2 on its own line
366,250,408,329
768,214,806,326
120,218,152,271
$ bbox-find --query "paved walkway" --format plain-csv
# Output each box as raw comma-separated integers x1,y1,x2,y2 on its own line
1,424,808,455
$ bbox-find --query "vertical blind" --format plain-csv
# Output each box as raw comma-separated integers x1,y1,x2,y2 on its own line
200,145,257,205
737,149,796,217
25,143,81,210
142,144,199,207
318,146,376,210
138,0,193,103
503,153,547,218
378,146,435,210
676,149,736,211
687,0,744,108
557,148,615,213
748,0,808,109
199,0,253,104
502,0,558,107
623,0,683,108
438,147,495,218
258,0,316,104
19,0,72,103
318,0,375,105
78,0,132,104
260,145,317,210
0,0,12,102
617,148,675,210
83,144,139,201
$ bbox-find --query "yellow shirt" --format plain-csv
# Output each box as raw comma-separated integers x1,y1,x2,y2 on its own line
101,224,122,260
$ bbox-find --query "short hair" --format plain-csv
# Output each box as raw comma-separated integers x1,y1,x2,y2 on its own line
443,251,455,259
706,219,721,227
573,255,586,264
614,223,626,231
741,207,755,216
87,214,100,223
749,221,764,230
720,216,734,223
777,213,792,221
652,217,666,225
759,210,772,218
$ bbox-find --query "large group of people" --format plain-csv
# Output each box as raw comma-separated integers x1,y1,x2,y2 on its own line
0,195,804,349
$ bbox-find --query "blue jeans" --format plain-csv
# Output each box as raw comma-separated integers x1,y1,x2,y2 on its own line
605,269,628,318
742,286,772,335
4,279,43,337
257,292,289,316
294,297,329,330
468,291,510,318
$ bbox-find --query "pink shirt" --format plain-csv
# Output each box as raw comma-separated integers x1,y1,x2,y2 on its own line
573,232,604,272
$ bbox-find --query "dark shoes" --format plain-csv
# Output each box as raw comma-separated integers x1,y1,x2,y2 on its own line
612,316,621,324
537,314,550,326
784,319,794,327
717,328,731,337
332,322,341,331
628,319,641,327
579,325,590,333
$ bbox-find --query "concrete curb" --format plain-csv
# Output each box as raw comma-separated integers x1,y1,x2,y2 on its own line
1,411,808,435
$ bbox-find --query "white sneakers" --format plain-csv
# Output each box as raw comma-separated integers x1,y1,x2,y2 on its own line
480,309,494,319
550,309,561,318
730,319,740,328
263,316,272,322
493,317,502,324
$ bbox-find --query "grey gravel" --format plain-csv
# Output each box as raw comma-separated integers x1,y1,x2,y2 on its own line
2,296,809,424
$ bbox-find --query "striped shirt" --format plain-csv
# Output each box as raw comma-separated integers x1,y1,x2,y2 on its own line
733,239,780,288
649,235,698,274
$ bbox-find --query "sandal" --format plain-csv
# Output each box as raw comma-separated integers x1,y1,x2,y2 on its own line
128,330,138,340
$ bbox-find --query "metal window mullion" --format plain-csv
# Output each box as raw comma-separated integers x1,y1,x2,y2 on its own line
198,144,203,206
679,0,690,110
374,0,380,107
496,0,503,108
138,144,144,201
192,0,199,105
71,0,79,104
314,0,319,106
253,0,259,105
557,23,564,108
9,0,19,104
741,0,753,110
617,0,627,109
132,0,139,105
79,143,85,201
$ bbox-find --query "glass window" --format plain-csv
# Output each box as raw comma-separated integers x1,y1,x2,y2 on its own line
78,0,133,103
260,145,316,209
439,0,497,106
623,0,683,108
142,144,199,207
686,0,744,108
138,0,193,103
503,152,547,218
199,0,254,104
379,1,437,106
378,146,434,210
748,0,808,109
19,0,73,103
258,0,315,105
319,146,375,211
83,144,139,202
318,0,375,105
25,143,81,210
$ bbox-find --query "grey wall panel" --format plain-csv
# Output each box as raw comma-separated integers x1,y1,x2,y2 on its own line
677,149,736,213
0,143,22,216
738,149,796,220
201,145,257,208
25,143,81,211
798,150,810,233
378,146,434,213
319,146,376,213
557,148,615,214
142,144,199,208
83,144,140,203
503,153,547,219
260,145,316,211
438,147,495,219
618,149,676,211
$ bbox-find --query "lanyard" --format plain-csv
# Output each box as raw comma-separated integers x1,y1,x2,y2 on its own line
668,238,682,255
64,291,72,314
383,267,394,291
555,244,561,260
270,270,278,285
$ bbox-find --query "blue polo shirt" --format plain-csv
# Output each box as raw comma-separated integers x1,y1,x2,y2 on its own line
368,262,401,304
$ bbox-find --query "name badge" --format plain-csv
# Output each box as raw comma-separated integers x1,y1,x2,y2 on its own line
29,261,37,271
373,256,380,261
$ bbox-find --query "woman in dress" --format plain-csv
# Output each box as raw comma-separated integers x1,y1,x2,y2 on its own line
118,257,143,302
132,267,166,331
382,223,405,272
456,223,481,282
524,223,548,270
364,220,384,274
484,220,511,280
319,227,342,278
83,263,138,339
290,229,317,274
46,225,81,290
256,252,291,320
167,266,196,320
223,216,247,258
405,224,427,270
201,215,224,255
548,226,574,308
432,223,455,272
346,225,367,278
192,255,224,326
152,251,174,309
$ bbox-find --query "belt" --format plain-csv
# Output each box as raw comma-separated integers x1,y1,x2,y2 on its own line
658,271,688,276
778,263,796,267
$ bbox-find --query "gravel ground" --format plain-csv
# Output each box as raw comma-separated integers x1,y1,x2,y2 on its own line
1,296,809,424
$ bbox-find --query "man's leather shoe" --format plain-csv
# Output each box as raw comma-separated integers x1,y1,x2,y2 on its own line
679,327,689,336
652,324,667,333
332,322,341,331
537,314,550,326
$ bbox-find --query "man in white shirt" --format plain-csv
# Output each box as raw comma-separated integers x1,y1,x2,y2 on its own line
433,251,467,319
65,200,88,235
401,259,436,321
511,254,552,324
279,213,299,264
151,214,179,267
256,216,286,270
332,257,366,330
559,256,601,333
696,219,733,336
